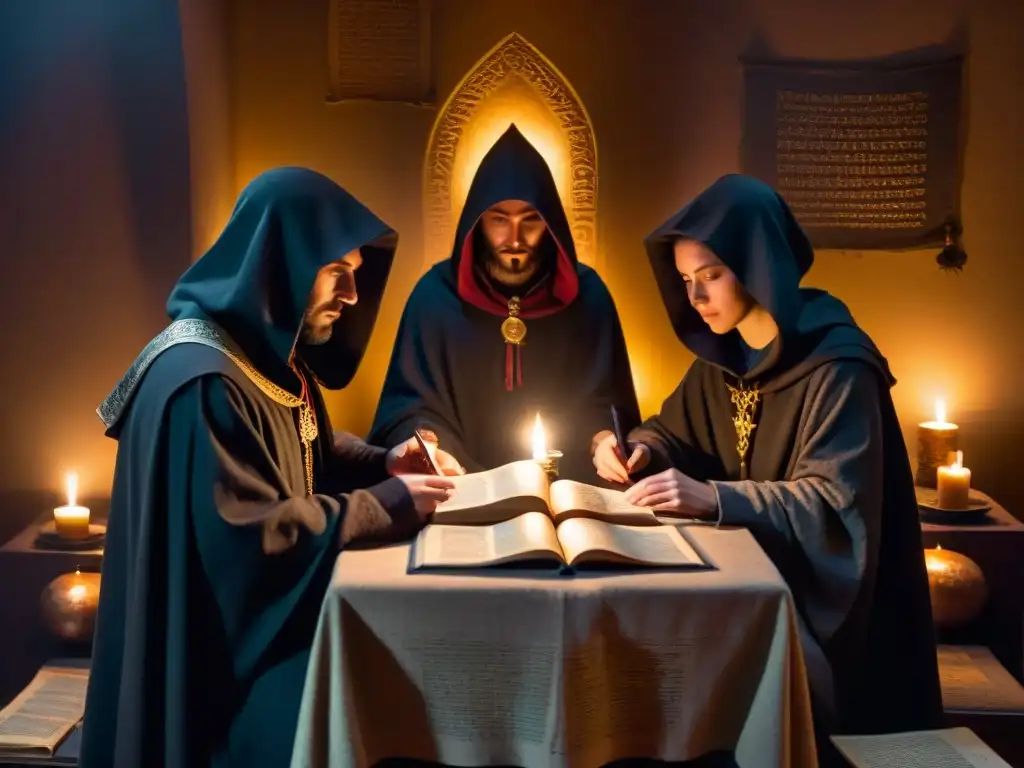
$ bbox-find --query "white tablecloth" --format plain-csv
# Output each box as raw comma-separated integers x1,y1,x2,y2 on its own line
291,525,817,768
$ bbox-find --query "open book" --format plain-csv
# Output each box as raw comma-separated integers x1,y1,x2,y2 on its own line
412,511,705,571
830,727,1012,768
431,460,660,526
0,663,89,757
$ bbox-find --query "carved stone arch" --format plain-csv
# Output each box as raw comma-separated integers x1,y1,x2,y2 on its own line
423,33,598,269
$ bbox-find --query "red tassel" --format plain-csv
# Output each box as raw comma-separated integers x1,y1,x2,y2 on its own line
516,345,523,388
504,344,513,391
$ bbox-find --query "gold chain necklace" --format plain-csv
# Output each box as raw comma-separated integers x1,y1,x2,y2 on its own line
223,352,319,495
726,381,760,476
293,370,319,496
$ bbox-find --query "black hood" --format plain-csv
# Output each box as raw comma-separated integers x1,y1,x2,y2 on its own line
167,167,396,392
645,174,894,390
451,124,577,270
446,124,580,314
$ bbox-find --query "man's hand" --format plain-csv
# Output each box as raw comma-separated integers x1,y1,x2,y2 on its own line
592,430,650,484
623,468,718,519
393,474,457,516
386,434,466,477
343,474,457,546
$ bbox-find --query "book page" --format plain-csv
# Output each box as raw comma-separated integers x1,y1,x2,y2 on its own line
937,645,1024,711
831,727,1012,768
0,664,89,755
549,480,658,526
412,512,564,569
432,461,550,523
556,518,704,568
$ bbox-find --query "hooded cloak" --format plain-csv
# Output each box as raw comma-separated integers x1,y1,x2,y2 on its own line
81,167,410,768
369,125,640,481
633,174,942,738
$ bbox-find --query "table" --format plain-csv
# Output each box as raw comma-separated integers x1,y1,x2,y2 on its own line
290,526,817,768
0,515,102,707
919,491,1024,682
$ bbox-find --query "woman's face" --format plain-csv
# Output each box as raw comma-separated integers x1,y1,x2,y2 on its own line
673,239,754,335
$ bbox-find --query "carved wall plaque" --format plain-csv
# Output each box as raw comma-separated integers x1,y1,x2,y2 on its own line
327,0,432,104
423,33,598,268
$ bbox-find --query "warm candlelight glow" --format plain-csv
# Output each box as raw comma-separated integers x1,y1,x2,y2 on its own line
531,413,546,461
937,450,972,510
53,471,91,540
68,568,87,600
925,545,951,574
528,412,562,479
921,398,957,429
65,472,78,506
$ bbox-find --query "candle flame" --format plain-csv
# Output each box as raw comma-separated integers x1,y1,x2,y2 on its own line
936,543,942,550
65,473,78,506
531,413,546,460
934,398,946,425
954,450,963,470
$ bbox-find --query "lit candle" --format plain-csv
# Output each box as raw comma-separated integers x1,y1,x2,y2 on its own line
915,398,959,488
530,413,562,480
53,473,91,540
936,450,972,510
531,412,547,461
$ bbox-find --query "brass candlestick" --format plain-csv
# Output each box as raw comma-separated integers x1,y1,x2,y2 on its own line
537,450,562,482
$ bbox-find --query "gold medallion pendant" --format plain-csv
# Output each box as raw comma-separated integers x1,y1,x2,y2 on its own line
501,296,527,345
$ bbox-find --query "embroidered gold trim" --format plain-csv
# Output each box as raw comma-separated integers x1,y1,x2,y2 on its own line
726,382,760,472
97,318,318,494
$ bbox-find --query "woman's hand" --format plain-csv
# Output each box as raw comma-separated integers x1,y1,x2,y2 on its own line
623,468,718,519
592,430,650,484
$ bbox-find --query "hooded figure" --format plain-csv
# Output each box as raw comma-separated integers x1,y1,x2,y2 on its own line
81,167,455,768
595,175,942,746
369,125,640,480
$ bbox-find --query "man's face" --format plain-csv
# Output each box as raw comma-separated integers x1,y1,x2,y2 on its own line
299,248,363,346
478,199,547,287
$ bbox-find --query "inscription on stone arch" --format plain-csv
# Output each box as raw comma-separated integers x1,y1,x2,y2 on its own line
423,33,598,268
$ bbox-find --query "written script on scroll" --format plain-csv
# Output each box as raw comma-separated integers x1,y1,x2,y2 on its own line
742,55,962,250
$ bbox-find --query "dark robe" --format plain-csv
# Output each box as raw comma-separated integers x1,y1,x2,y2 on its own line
631,175,943,740
368,124,640,482
81,167,415,768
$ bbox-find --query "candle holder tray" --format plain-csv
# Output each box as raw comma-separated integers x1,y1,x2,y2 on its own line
916,486,992,525
33,521,107,551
